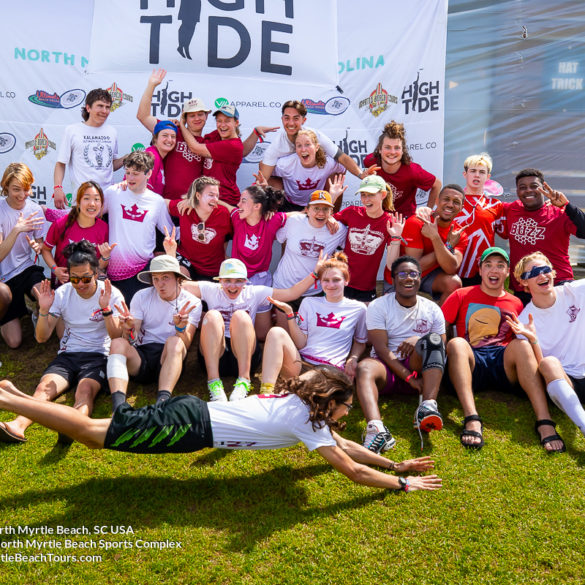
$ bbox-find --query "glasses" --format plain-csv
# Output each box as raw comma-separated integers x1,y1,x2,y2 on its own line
521,265,552,280
196,222,206,242
69,275,94,284
396,270,420,279
220,280,246,288
342,402,353,411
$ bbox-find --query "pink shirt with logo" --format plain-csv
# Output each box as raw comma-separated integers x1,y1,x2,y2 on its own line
162,126,204,200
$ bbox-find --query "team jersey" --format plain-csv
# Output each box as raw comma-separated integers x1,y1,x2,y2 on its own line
262,127,339,166
162,126,204,200
203,130,244,205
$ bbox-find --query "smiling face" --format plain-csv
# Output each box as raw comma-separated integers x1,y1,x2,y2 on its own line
5,178,30,210
463,163,491,194
215,113,239,140
282,107,306,139
359,190,385,216
85,100,111,127
516,176,545,211
393,261,421,301
153,129,177,156
69,263,98,299
380,136,403,168
219,278,246,300
320,267,347,302
184,111,208,135
152,272,180,301
435,188,464,222
237,190,260,220
306,203,332,228
479,254,509,294
295,133,317,168
519,259,555,297
196,184,220,213
78,186,103,221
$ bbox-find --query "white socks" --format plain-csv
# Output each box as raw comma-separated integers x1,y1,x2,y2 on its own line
547,378,585,436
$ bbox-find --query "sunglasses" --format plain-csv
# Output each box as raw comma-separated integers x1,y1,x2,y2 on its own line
396,270,420,279
521,265,552,280
69,275,94,284
196,222,206,242
342,402,353,411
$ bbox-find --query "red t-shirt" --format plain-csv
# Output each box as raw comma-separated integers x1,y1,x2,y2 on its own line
44,215,109,268
456,194,504,279
162,126,204,200
230,209,286,277
501,200,577,291
203,130,244,205
441,285,523,348
388,215,468,282
363,154,436,217
334,206,392,291
168,200,232,276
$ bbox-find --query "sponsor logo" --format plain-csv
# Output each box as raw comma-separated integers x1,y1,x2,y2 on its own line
0,132,16,154
107,83,134,111
0,91,16,99
335,130,370,167
316,312,346,329
358,83,397,117
215,97,229,109
302,96,350,116
509,217,545,245
402,71,440,114
132,143,146,152
25,128,56,160
151,82,193,118
121,203,148,223
220,98,281,109
338,55,385,75
243,141,270,164
14,48,88,68
28,89,86,109
567,305,580,323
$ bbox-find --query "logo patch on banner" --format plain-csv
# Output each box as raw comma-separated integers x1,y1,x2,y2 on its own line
107,83,134,111
302,97,350,116
28,89,86,109
243,141,270,164
0,133,16,154
25,128,56,160
335,130,370,168
358,83,397,117
151,82,193,118
402,72,440,114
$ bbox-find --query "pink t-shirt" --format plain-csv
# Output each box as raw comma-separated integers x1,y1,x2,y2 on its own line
168,200,232,276
230,209,286,276
334,206,392,291
203,130,244,205
44,214,109,268
501,200,577,291
364,154,436,217
162,126,204,200
146,145,165,195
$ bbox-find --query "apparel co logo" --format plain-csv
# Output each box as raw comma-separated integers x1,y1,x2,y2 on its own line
107,83,134,111
28,89,86,109
402,71,440,114
139,0,295,75
358,83,397,117
25,128,56,160
301,97,350,116
0,133,16,154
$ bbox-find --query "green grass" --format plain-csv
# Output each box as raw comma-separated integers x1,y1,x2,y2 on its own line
1,322,585,584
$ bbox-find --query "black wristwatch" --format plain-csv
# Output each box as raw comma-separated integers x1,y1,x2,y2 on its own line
398,477,410,493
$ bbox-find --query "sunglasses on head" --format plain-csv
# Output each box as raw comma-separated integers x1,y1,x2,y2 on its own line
69,275,94,284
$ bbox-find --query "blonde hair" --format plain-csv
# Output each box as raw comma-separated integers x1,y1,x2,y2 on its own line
295,130,327,168
186,176,220,206
463,152,493,173
382,183,395,212
513,252,554,284
1,163,34,195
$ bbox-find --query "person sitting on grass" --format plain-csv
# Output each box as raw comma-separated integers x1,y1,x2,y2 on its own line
107,254,202,413
507,252,585,441
442,246,566,453
355,256,446,453
0,368,442,493
260,252,367,393
0,241,124,444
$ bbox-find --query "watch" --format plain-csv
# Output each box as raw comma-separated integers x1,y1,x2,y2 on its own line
398,477,410,493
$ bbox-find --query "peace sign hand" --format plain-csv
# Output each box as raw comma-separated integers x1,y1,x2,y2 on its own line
163,225,177,256
114,301,135,333
538,181,569,207
173,301,195,328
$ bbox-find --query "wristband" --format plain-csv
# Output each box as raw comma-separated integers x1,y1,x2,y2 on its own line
102,306,112,314
530,339,539,345
446,242,455,252
405,371,418,382
398,477,410,492
175,324,187,333
387,461,397,472
253,128,264,143
53,185,63,189
50,265,57,272
310,271,319,280
39,312,49,318
101,256,110,262
286,313,296,321
102,310,113,317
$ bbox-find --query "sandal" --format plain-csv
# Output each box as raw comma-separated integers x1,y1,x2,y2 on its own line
535,419,566,453
460,414,484,450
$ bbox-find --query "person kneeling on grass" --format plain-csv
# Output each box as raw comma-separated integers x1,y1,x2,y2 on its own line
0,240,124,444
0,368,442,493
107,254,202,413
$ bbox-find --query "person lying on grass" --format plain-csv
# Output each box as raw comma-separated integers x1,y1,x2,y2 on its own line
0,368,442,493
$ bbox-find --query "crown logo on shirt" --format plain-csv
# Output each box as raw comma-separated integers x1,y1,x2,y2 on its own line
121,203,147,222
296,177,319,191
316,312,346,329
299,237,324,257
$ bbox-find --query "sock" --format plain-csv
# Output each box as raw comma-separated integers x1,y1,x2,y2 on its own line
421,399,438,410
260,382,275,394
207,378,221,388
547,378,585,436
156,390,172,404
111,391,127,413
367,419,385,432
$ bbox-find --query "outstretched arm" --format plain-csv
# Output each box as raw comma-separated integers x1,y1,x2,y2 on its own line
137,69,166,133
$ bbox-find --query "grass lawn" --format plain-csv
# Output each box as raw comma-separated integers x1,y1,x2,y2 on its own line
1,320,585,584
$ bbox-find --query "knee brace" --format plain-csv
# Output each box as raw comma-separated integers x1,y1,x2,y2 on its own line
107,354,129,381
415,332,445,372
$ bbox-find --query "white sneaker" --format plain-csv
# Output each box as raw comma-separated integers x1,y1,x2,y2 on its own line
208,379,227,402
229,378,251,401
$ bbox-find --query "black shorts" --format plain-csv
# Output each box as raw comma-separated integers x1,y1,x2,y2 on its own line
1,265,44,325
44,352,107,390
280,199,306,213
568,375,585,404
176,252,216,283
112,274,150,304
132,342,165,384
104,395,213,453
198,336,262,378
471,345,520,394
344,285,376,303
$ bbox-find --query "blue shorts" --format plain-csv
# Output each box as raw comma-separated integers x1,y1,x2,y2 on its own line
471,345,519,393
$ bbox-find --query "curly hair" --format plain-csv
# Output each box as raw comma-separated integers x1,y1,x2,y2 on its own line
316,250,349,282
275,366,353,432
59,181,104,243
1,162,34,195
124,151,154,174
373,120,412,166
246,184,285,217
63,240,99,273
186,176,221,207
295,130,327,168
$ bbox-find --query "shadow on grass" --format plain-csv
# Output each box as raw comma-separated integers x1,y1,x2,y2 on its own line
0,466,380,552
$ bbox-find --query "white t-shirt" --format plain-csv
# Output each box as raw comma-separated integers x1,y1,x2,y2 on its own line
298,296,367,369
0,198,45,282
198,281,273,338
103,185,174,280
49,280,124,354
274,153,345,206
366,293,446,357
273,214,347,296
262,126,340,167
57,122,119,191
519,280,585,379
130,287,202,345
207,393,337,451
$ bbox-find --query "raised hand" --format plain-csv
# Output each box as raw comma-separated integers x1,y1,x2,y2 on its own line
363,165,381,177
446,224,464,249
538,181,569,207
313,249,329,275
149,68,167,86
505,313,537,343
98,242,117,260
173,300,196,328
114,301,135,335
254,126,279,139
327,173,347,203
14,211,44,234
420,217,439,240
387,212,405,237
163,225,177,256
253,170,268,187
36,279,55,313
99,278,112,309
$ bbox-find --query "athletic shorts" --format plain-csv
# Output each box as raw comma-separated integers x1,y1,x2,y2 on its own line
471,345,520,393
198,336,262,378
132,342,165,384
176,252,216,283
104,395,213,453
377,356,418,396
344,285,376,303
420,267,441,298
112,275,150,304
568,375,585,404
1,265,44,325
44,351,107,390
